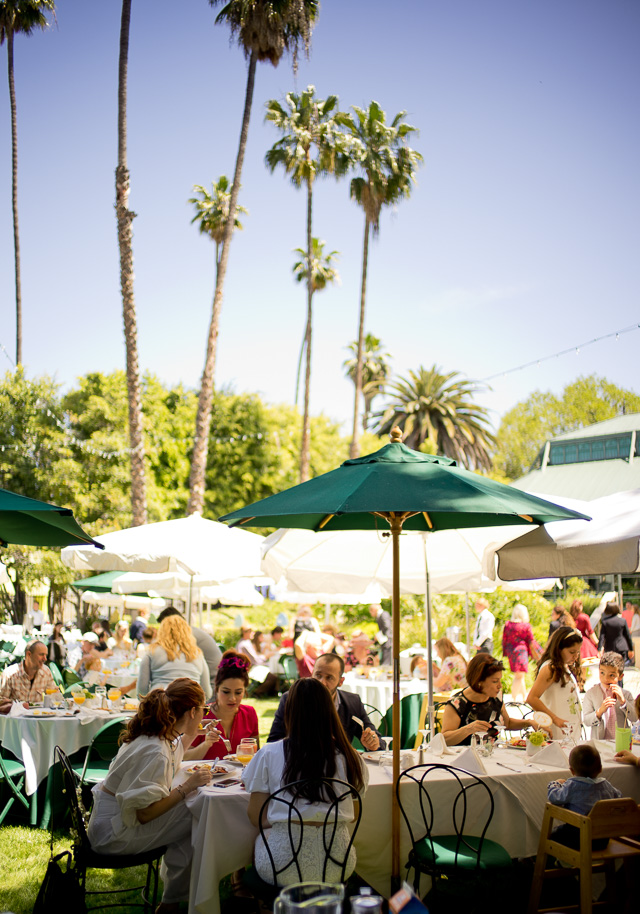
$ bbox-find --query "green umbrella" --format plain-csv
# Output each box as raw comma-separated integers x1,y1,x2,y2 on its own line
0,488,102,549
220,429,589,889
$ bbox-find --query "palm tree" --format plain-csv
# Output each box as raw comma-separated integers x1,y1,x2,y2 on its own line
265,85,346,482
0,0,54,366
338,102,423,459
189,177,248,281
188,0,319,515
343,333,392,430
115,0,146,525
372,365,495,471
291,238,339,481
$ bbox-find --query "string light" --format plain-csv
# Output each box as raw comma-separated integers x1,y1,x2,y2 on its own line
481,323,640,382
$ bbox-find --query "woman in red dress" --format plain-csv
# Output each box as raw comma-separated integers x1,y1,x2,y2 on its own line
186,651,259,761
569,599,599,660
501,603,541,703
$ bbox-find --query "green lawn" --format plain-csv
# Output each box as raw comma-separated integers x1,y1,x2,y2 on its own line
0,696,280,914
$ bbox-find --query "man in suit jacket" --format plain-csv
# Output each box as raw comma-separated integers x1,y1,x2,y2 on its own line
369,603,392,666
267,653,382,750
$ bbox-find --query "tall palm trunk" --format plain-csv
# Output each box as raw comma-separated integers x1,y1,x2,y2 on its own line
349,217,370,458
188,51,257,515
116,0,147,526
299,173,314,483
7,29,22,366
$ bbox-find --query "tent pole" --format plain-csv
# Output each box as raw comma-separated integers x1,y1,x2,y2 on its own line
390,515,402,893
187,575,193,625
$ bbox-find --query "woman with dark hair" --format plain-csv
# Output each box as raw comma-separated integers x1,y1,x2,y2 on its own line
87,678,212,913
186,651,259,762
242,677,367,885
441,653,539,746
527,626,583,742
598,602,634,668
47,621,66,667
569,598,599,660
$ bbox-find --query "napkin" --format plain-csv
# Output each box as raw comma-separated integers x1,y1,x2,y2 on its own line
530,741,569,768
451,746,487,775
425,733,455,757
8,701,26,717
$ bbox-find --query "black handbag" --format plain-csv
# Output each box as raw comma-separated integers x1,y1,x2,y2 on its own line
33,850,86,914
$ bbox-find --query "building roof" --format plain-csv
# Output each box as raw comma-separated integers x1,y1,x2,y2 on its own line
512,413,640,501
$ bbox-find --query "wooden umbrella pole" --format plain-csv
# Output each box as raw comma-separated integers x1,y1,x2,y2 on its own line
390,514,402,892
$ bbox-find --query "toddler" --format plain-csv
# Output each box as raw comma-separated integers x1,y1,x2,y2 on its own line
582,652,637,740
547,744,621,849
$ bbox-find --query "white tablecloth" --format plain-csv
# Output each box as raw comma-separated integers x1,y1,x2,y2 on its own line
181,742,640,914
340,671,428,714
0,710,123,794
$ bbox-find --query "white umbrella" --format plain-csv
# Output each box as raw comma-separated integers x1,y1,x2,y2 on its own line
80,591,166,611
61,514,264,580
112,570,265,607
262,527,556,597
0,562,9,587
485,489,640,580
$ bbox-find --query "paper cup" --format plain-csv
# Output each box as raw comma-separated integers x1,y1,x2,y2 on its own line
615,726,632,752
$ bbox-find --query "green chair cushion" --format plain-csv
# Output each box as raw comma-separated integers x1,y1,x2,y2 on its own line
411,834,512,871
1,758,26,778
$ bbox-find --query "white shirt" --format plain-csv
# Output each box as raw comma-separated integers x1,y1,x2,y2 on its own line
474,609,495,647
102,735,183,828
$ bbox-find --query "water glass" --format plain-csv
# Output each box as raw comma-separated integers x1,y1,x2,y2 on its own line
274,882,344,914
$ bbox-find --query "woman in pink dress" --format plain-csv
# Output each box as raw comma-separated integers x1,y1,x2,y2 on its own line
569,599,599,659
501,603,541,703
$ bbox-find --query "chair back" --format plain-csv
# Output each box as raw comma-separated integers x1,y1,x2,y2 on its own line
258,777,362,886
589,798,640,841
90,718,127,762
279,654,299,681
63,669,83,688
504,701,533,718
55,746,91,857
397,763,495,873
382,692,424,748
48,662,64,687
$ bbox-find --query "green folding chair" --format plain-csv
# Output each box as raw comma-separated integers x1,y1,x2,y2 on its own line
63,668,83,688
278,654,299,693
0,748,31,825
72,718,127,788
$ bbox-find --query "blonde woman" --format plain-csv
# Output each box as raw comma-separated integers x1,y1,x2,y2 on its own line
137,615,211,700
111,620,134,656
433,638,467,691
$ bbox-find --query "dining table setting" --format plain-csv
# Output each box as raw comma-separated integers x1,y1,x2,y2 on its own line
176,739,640,914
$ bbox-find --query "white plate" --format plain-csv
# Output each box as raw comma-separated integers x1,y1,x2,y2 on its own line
506,742,526,750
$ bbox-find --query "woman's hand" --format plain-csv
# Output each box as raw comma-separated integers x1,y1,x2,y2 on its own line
183,768,213,793
552,715,567,729
467,719,491,735
203,724,222,748
615,750,640,767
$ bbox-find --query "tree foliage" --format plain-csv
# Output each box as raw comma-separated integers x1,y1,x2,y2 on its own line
493,374,640,480
372,365,495,471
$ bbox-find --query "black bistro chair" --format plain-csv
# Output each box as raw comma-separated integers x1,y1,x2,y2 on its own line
397,763,511,907
55,746,165,912
243,776,363,904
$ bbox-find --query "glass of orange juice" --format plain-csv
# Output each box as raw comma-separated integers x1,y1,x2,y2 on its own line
45,687,58,695
108,688,121,704
73,693,86,706
237,739,256,766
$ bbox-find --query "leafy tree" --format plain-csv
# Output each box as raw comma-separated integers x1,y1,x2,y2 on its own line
115,0,147,524
189,0,319,515
343,333,391,430
372,365,495,471
189,177,248,280
291,238,339,481
0,0,54,365
265,85,346,482
338,102,422,459
493,375,640,480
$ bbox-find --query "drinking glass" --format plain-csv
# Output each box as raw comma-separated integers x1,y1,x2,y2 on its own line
274,882,344,914
72,693,86,707
237,739,256,766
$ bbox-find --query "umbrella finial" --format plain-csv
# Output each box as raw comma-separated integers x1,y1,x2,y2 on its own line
390,426,403,443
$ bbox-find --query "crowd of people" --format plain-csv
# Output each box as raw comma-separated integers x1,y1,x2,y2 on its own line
2,592,640,909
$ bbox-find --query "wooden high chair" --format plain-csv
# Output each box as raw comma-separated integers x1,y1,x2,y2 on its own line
527,798,640,914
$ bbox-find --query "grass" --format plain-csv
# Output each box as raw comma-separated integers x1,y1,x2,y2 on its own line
0,695,280,914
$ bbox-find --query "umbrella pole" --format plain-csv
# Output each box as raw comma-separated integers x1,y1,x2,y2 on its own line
424,542,434,740
187,575,193,625
390,516,402,893
465,593,471,658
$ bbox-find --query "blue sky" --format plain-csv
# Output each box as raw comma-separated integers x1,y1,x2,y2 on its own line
1,0,638,435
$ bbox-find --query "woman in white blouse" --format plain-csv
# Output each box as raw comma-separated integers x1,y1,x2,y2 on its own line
87,678,213,913
242,677,368,885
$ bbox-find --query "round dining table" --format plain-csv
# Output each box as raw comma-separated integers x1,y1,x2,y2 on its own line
340,670,428,715
179,741,640,914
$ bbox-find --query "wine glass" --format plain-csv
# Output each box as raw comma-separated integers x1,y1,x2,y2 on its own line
418,728,430,752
